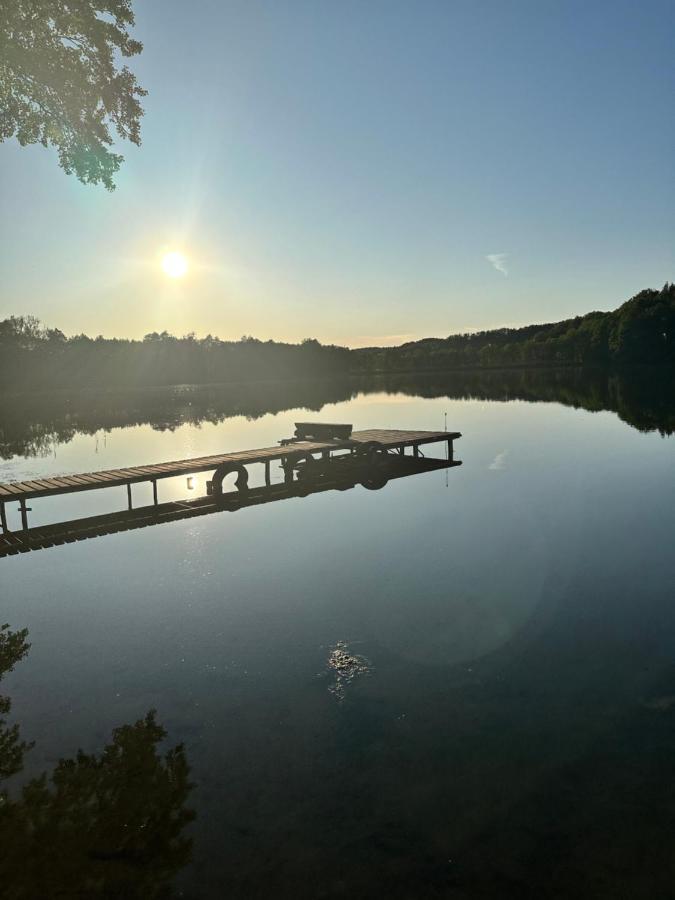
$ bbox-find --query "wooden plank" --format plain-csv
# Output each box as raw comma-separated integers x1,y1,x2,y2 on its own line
66,475,100,485
19,480,54,492
48,476,83,487
27,479,63,490
42,477,85,489
144,462,185,473
3,483,32,494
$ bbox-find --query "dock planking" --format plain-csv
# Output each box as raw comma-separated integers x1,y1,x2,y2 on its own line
0,455,461,557
0,429,459,502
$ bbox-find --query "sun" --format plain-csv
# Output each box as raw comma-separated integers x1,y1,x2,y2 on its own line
161,251,188,278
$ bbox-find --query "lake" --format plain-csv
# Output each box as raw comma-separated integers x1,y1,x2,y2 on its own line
1,367,674,899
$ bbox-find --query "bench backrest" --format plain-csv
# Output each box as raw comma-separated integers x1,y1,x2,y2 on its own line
294,422,353,441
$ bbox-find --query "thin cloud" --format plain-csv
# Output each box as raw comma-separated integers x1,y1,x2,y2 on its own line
486,253,509,277
347,333,417,348
488,450,509,471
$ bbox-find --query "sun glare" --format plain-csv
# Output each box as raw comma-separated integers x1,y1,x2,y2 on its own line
161,251,188,278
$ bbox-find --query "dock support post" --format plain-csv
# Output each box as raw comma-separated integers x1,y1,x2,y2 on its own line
0,502,7,533
282,457,293,484
264,461,271,486
19,498,28,530
413,444,419,458
152,479,158,506
127,484,132,510
447,438,454,462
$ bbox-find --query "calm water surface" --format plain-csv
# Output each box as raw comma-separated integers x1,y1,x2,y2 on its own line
1,370,674,898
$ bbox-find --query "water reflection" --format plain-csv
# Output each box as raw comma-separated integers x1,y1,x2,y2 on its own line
0,455,459,557
0,624,194,898
1,366,674,460
2,369,674,898
0,623,32,781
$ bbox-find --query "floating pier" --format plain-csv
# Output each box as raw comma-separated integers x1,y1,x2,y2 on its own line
0,426,461,544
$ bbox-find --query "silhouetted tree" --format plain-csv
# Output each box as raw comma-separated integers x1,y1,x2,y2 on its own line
0,0,146,189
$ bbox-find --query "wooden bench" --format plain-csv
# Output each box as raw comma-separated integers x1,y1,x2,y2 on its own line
292,422,353,441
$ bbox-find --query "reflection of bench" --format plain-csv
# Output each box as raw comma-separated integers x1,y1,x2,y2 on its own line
293,422,353,441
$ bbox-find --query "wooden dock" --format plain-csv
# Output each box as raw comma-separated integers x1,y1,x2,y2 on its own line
0,455,461,557
0,428,460,532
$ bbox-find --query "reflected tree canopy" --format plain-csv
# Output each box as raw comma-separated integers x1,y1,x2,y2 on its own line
0,624,32,781
1,365,674,460
0,377,358,459
0,626,194,899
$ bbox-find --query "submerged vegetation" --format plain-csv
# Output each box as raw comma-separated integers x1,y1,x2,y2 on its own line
1,285,673,392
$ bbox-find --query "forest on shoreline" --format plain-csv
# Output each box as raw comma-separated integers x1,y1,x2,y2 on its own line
1,284,673,392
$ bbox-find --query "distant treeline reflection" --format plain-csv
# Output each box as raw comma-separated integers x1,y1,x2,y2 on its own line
1,367,673,460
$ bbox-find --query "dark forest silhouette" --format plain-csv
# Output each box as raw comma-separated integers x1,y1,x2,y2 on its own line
354,283,675,371
1,285,673,393
0,319,351,391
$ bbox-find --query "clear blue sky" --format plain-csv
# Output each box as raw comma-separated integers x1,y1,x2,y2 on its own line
1,0,673,345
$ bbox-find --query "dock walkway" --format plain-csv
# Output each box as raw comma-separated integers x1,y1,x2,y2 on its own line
0,428,460,532
0,455,460,557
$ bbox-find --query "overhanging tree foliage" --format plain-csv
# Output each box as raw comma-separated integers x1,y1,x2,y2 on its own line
0,0,146,189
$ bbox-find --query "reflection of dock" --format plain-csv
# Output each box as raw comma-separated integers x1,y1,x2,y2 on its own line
0,428,459,532
0,455,460,557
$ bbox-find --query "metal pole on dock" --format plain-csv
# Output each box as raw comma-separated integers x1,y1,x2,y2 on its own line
19,498,28,530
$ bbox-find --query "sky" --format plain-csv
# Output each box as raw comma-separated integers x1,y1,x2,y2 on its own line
1,0,673,346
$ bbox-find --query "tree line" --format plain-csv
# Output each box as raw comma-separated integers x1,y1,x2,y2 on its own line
1,285,673,392
0,322,351,391
353,283,675,372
